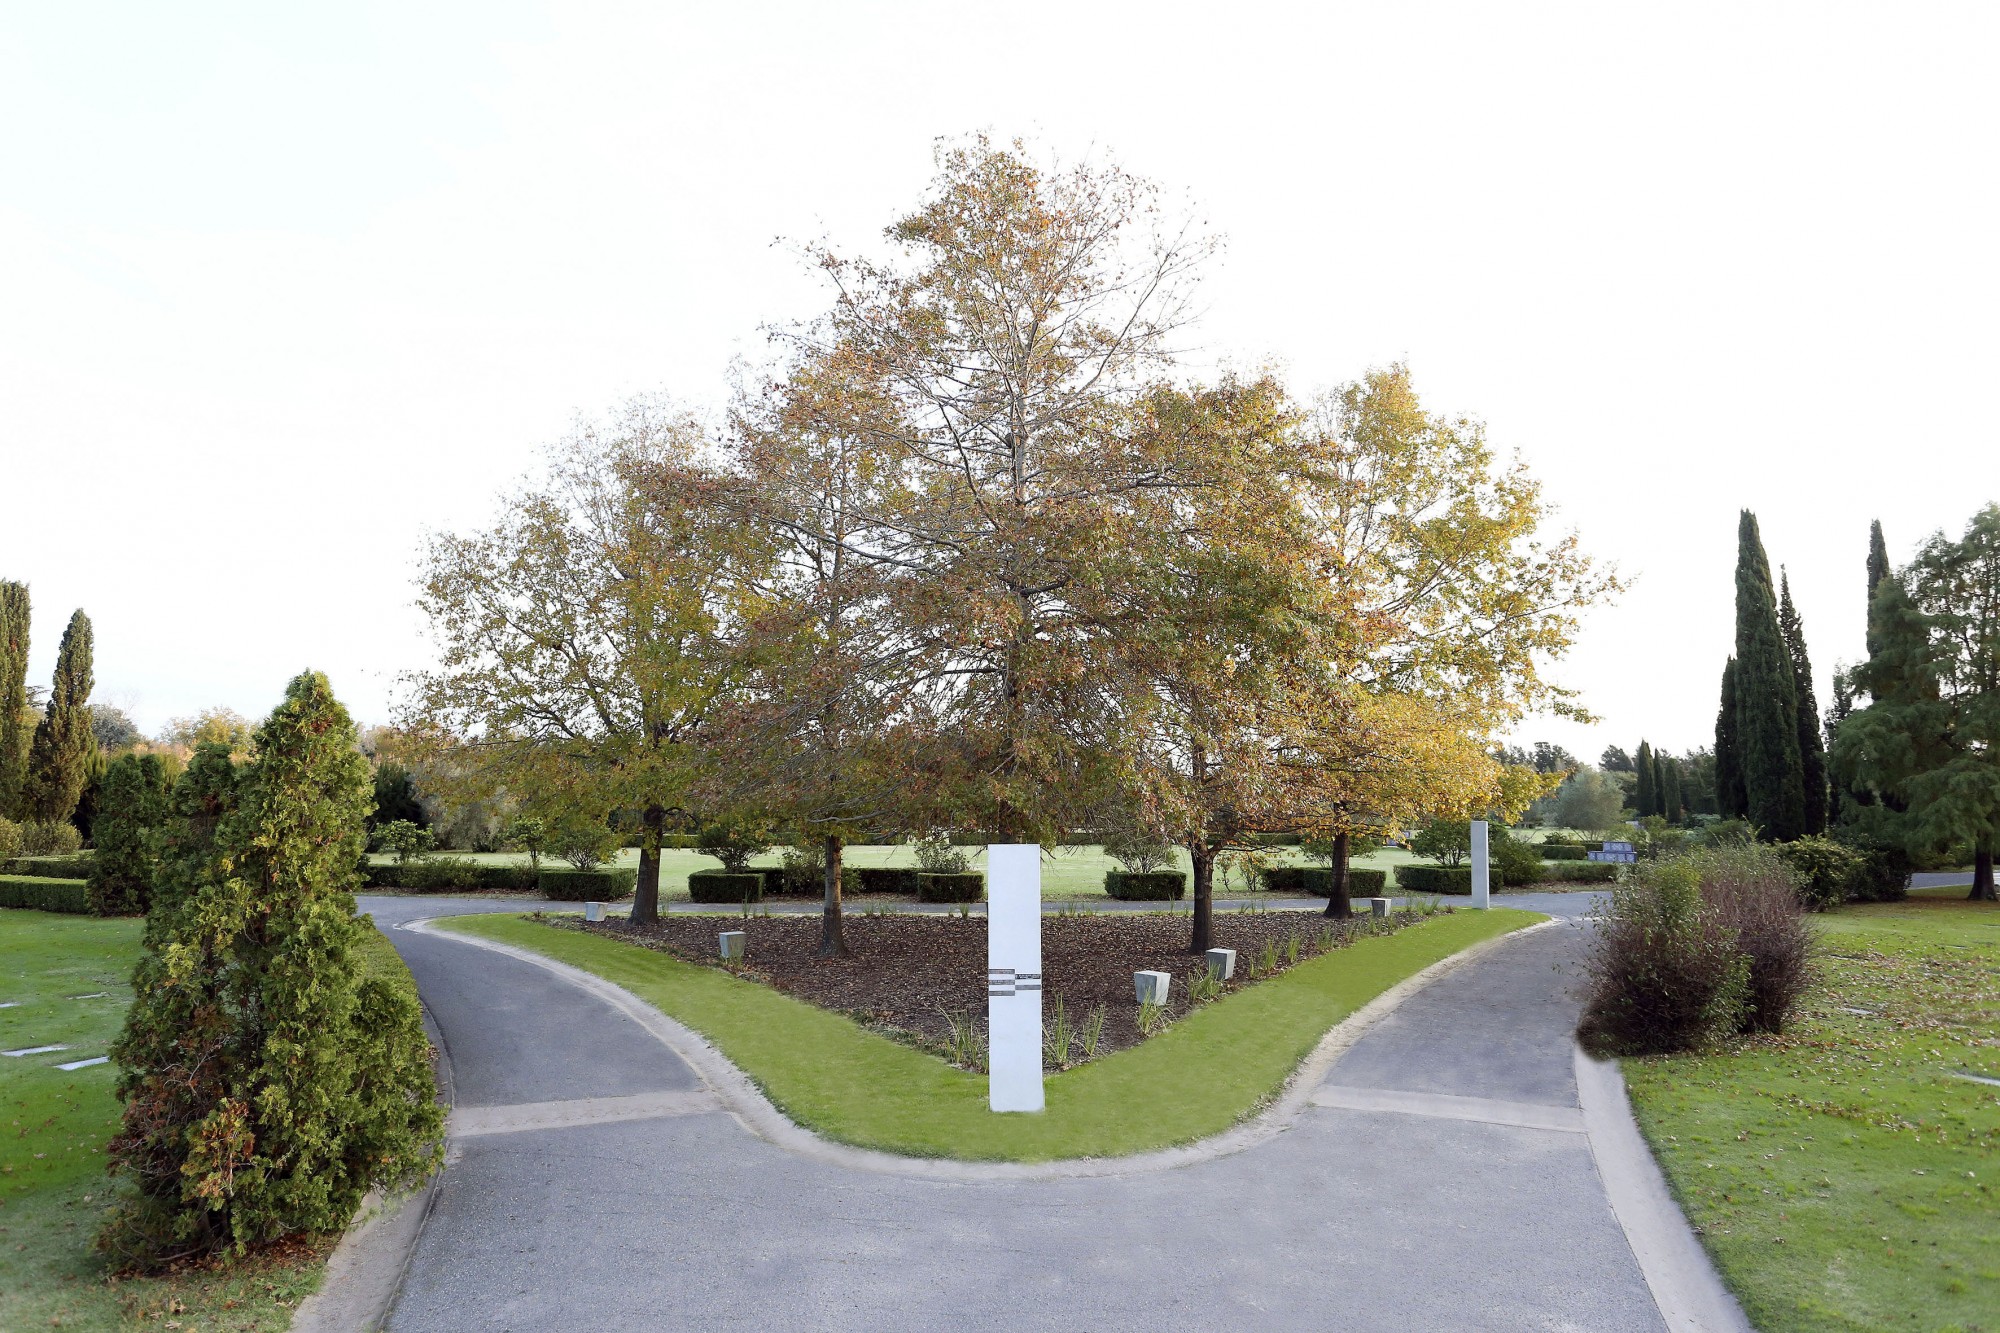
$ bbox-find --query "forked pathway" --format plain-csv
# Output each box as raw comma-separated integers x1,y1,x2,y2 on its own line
363,896,1740,1332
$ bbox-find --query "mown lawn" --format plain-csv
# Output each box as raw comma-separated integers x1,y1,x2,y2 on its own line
441,905,1540,1161
1623,898,1999,1333
0,910,416,1331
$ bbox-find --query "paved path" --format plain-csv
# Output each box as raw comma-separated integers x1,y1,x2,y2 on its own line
364,895,1679,1332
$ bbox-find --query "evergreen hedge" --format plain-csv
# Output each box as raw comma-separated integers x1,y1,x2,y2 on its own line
539,867,637,902
361,860,541,892
1396,865,1473,895
6,853,91,878
1103,870,1186,900
1536,862,1619,884
916,872,984,903
0,874,89,912
686,870,763,904
1542,845,1588,861
854,866,921,895
1259,866,1388,896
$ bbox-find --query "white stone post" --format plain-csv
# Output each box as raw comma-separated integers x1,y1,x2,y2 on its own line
1470,819,1491,909
987,844,1044,1112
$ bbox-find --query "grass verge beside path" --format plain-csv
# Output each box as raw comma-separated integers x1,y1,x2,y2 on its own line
1623,899,1999,1333
441,907,1540,1162
0,909,419,1332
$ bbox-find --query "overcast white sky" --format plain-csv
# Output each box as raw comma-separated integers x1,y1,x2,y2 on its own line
3,2,1994,763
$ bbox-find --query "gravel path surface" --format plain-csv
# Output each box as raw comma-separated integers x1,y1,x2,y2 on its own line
363,894,1674,1332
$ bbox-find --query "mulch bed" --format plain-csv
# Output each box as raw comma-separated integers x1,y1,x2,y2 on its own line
575,906,1432,1067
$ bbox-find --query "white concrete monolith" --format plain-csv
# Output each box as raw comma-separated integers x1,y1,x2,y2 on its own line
1471,820,1492,909
718,930,747,961
987,844,1044,1112
1366,897,1391,918
584,901,605,923
1204,948,1236,981
1134,970,1172,1004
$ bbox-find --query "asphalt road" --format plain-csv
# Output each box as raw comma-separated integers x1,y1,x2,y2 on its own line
364,894,1667,1332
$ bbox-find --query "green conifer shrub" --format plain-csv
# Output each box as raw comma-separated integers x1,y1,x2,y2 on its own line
86,752,172,915
1634,740,1656,817
23,609,96,824
1714,657,1747,819
100,678,442,1270
1777,571,1828,834
1732,513,1806,840
0,581,27,819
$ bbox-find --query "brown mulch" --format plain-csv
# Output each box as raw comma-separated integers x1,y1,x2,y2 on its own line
578,907,1425,1066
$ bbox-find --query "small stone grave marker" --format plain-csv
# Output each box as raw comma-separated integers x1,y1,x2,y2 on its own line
55,1056,108,1071
718,930,747,961
1134,970,1171,1004
3,1045,69,1058
1205,948,1236,981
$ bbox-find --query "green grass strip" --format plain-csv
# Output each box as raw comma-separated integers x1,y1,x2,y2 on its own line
441,907,1541,1161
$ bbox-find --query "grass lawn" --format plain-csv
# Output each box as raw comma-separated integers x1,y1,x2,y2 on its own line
1622,897,2000,1333
370,841,1434,901
0,910,418,1332
440,905,1540,1161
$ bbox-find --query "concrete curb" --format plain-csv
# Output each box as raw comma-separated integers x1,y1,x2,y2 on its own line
402,912,1558,1182
1575,1047,1753,1333
289,999,456,1332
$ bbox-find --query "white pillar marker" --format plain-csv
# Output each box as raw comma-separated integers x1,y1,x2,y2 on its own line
1471,820,1492,910
986,844,1044,1113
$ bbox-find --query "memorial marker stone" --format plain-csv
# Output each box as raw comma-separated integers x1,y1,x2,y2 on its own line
987,844,1044,1112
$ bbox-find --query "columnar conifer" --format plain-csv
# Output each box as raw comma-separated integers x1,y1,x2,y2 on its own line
1777,570,1828,834
1733,512,1806,840
101,675,441,1267
1716,657,1747,818
1634,739,1657,817
24,609,96,824
0,581,28,818
87,753,172,915
1865,519,1891,654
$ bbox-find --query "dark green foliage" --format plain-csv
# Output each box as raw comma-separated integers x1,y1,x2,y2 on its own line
100,678,443,1270
1395,865,1473,894
7,853,90,876
90,703,144,753
1410,818,1471,866
23,609,96,825
1543,844,1588,861
1732,513,1806,840
1258,866,1388,895
86,753,171,915
1775,835,1863,911
18,818,82,855
916,872,984,902
1660,756,1683,822
1634,740,1657,817
695,821,772,872
0,581,27,819
1839,838,1911,902
854,866,921,895
370,763,425,828
1865,519,1892,654
1715,657,1748,819
686,869,764,903
1537,862,1619,883
0,873,90,912
1777,572,1828,834
1577,860,1749,1056
361,858,541,891
538,867,637,901
1103,870,1187,900
1345,868,1387,895
1491,830,1543,886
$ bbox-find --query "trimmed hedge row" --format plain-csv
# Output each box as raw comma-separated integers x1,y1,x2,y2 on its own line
1542,844,1589,861
1259,867,1389,897
1537,861,1618,883
1104,870,1187,900
1396,865,1474,895
854,867,922,896
540,868,637,901
688,871,764,904
5,855,93,879
363,859,542,891
917,873,984,903
0,875,91,913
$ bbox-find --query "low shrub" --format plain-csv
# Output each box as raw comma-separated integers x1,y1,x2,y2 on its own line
854,867,922,896
1103,870,1186,900
19,821,82,856
686,870,763,904
916,872,984,903
539,867,637,902
1540,832,1582,848
1578,861,1749,1056
6,854,92,879
1345,868,1388,896
1396,865,1473,895
1258,866,1313,893
1536,862,1619,884
1696,844,1816,1034
1843,841,1910,902
0,874,90,913
0,816,19,862
1492,833,1543,887
1542,844,1588,861
363,859,542,892
1262,866,1390,896
1583,840,1606,852
1776,836,1864,911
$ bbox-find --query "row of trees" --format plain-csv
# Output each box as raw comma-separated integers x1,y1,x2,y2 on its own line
0,581,98,827
405,137,1615,954
1831,508,2000,900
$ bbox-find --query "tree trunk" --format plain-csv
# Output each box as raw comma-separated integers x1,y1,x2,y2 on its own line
1322,830,1352,919
1971,846,1996,902
631,803,664,926
1188,844,1214,953
819,832,850,957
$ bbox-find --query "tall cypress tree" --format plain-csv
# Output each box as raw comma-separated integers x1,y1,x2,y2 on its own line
0,581,27,820
1634,739,1656,816
1734,511,1806,840
23,609,96,824
1716,657,1748,818
1777,570,1829,834
87,753,172,916
1650,749,1668,819
1865,519,1891,654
